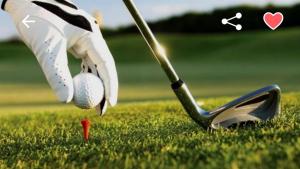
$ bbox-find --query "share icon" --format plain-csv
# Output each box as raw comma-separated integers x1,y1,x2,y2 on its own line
222,13,242,31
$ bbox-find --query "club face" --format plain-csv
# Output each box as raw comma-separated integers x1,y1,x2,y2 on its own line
209,85,281,129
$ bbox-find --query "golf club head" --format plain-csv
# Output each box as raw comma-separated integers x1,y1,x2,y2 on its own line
209,85,281,129
122,0,282,130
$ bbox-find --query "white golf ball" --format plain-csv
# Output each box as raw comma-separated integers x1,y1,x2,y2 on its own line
73,73,104,109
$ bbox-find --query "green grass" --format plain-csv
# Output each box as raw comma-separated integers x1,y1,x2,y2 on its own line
0,28,300,168
0,94,300,169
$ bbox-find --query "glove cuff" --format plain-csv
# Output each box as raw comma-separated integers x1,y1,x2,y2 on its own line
1,0,8,10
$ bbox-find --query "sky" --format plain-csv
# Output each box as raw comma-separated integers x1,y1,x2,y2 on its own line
0,0,299,40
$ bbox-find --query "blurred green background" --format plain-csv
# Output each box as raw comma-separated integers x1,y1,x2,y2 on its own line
1,4,300,112
0,27,300,111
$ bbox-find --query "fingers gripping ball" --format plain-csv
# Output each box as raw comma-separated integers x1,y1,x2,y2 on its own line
73,73,104,109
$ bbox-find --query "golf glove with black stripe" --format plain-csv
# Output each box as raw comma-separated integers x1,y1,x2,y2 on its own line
2,0,118,115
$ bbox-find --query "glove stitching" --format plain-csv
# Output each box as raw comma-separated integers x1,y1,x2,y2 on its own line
44,38,69,89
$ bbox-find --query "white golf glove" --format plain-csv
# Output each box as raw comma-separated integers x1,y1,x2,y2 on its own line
2,0,118,115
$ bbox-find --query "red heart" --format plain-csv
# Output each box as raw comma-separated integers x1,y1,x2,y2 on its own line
263,12,284,30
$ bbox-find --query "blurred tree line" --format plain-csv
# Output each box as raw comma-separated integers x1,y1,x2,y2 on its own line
102,4,300,36
2,4,300,43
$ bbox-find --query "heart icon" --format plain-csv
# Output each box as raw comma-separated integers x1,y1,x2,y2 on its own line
263,12,284,30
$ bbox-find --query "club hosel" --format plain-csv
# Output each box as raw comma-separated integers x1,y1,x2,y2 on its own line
171,79,209,127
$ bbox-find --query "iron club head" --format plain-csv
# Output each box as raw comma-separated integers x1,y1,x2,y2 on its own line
172,82,281,129
208,85,281,129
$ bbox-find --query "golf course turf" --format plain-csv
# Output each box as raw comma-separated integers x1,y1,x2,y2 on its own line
0,28,300,168
1,94,300,168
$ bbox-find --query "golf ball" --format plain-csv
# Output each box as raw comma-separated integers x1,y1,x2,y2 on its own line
73,73,104,109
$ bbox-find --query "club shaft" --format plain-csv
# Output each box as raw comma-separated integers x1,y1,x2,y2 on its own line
123,0,179,83
123,0,208,126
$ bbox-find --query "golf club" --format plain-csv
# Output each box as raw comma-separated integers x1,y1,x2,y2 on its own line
123,0,281,129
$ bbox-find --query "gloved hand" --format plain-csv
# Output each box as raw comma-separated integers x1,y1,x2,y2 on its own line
2,0,118,115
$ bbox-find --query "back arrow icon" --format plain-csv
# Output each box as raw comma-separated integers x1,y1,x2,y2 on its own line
22,15,36,29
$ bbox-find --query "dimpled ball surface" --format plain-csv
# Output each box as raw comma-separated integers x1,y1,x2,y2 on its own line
73,73,104,109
